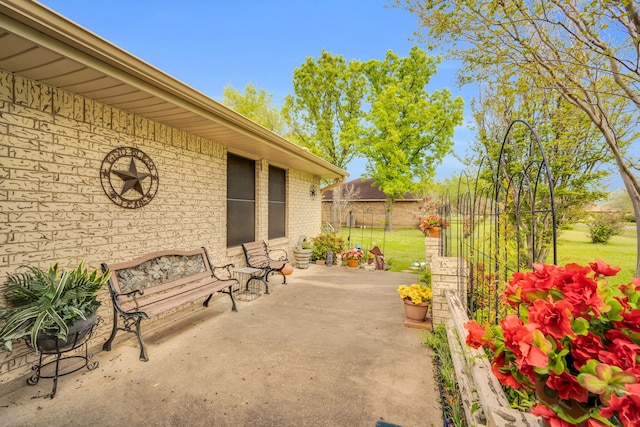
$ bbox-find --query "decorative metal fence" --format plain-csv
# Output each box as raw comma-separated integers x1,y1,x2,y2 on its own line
452,120,558,324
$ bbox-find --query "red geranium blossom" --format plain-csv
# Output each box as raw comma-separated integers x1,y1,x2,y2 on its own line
546,371,589,402
571,332,605,370
464,320,489,349
464,260,640,426
599,383,640,426
527,297,575,339
590,260,621,277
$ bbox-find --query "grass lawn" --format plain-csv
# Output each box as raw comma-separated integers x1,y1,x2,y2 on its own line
556,223,637,284
336,224,638,282
336,227,425,272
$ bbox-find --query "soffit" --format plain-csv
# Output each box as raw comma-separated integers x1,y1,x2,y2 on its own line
0,1,346,180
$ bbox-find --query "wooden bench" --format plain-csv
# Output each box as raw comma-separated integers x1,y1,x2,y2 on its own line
101,247,238,362
241,241,289,293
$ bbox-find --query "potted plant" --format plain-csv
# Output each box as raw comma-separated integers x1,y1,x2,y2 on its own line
397,283,432,322
419,214,450,237
0,261,110,353
464,260,640,427
342,248,364,268
292,236,313,269
311,231,345,265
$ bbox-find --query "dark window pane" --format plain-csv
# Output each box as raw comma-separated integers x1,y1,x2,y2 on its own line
268,202,285,240
268,166,286,202
268,165,286,239
227,154,255,247
227,200,255,247
228,154,255,201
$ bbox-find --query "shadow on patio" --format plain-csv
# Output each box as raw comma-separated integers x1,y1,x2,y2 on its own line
0,265,441,427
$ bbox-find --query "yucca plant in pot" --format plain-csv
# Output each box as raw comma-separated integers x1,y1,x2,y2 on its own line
0,261,110,353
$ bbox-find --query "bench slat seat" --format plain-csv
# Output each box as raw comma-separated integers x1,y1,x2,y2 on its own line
241,241,289,293
102,247,238,361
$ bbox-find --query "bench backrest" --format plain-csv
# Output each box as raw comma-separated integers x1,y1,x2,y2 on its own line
102,247,214,302
241,241,270,268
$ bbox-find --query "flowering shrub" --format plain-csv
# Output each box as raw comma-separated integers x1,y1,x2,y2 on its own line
342,248,364,260
464,260,640,426
397,283,432,305
419,214,449,234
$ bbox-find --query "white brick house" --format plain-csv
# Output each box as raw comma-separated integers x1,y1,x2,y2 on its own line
0,1,346,391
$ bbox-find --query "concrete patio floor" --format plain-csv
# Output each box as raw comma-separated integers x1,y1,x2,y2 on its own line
0,264,441,427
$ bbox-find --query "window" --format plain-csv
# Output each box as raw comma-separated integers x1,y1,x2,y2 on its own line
227,154,255,247
268,165,286,240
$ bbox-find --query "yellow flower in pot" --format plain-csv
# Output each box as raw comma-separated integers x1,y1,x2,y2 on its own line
398,283,432,322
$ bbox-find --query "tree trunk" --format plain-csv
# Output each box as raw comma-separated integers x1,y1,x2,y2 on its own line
384,197,394,232
331,185,343,232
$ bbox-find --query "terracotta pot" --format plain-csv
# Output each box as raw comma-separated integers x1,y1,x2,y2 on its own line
403,299,430,322
428,227,441,237
347,259,359,268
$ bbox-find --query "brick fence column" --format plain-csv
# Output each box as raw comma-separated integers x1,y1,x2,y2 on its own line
431,256,467,326
424,236,440,262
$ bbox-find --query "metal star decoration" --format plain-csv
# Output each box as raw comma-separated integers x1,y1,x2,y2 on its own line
112,158,150,196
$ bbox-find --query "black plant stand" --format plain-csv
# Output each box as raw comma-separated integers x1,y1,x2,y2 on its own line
26,316,102,398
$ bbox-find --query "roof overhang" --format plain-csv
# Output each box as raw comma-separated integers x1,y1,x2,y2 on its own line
0,1,347,180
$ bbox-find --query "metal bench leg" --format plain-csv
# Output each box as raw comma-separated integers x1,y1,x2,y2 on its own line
135,318,149,362
267,269,286,285
102,306,119,351
249,276,269,294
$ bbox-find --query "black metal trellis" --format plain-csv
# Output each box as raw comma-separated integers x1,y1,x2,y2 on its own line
450,120,558,324
344,207,387,255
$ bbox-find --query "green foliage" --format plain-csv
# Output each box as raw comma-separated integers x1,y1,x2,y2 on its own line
426,324,469,427
361,47,464,199
556,223,636,285
419,268,432,287
221,83,284,134
283,50,367,170
396,0,640,273
0,261,110,352
588,213,625,244
310,231,345,261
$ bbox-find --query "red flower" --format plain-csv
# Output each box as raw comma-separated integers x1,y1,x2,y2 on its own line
615,308,640,333
491,352,526,389
530,404,576,427
589,259,621,277
464,320,488,349
546,371,589,402
527,297,575,339
571,332,604,370
599,383,640,427
500,315,548,371
560,274,604,318
599,332,640,370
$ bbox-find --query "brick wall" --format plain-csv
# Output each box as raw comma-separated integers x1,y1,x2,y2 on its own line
321,200,421,228
0,69,322,390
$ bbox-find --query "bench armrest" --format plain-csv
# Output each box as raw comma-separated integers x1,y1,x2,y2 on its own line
268,248,288,262
112,289,149,317
212,263,237,282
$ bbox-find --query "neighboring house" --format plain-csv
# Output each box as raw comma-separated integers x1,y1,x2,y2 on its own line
0,1,345,390
322,178,420,228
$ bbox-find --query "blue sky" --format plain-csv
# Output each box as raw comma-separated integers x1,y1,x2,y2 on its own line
37,0,477,182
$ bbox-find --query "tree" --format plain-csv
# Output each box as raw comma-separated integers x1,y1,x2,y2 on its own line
471,74,619,263
397,0,640,273
361,46,464,231
282,50,367,171
221,83,284,134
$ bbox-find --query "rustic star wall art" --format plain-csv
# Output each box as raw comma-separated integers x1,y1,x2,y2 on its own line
100,147,159,208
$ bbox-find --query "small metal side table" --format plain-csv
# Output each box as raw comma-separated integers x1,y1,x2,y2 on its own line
233,267,264,301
